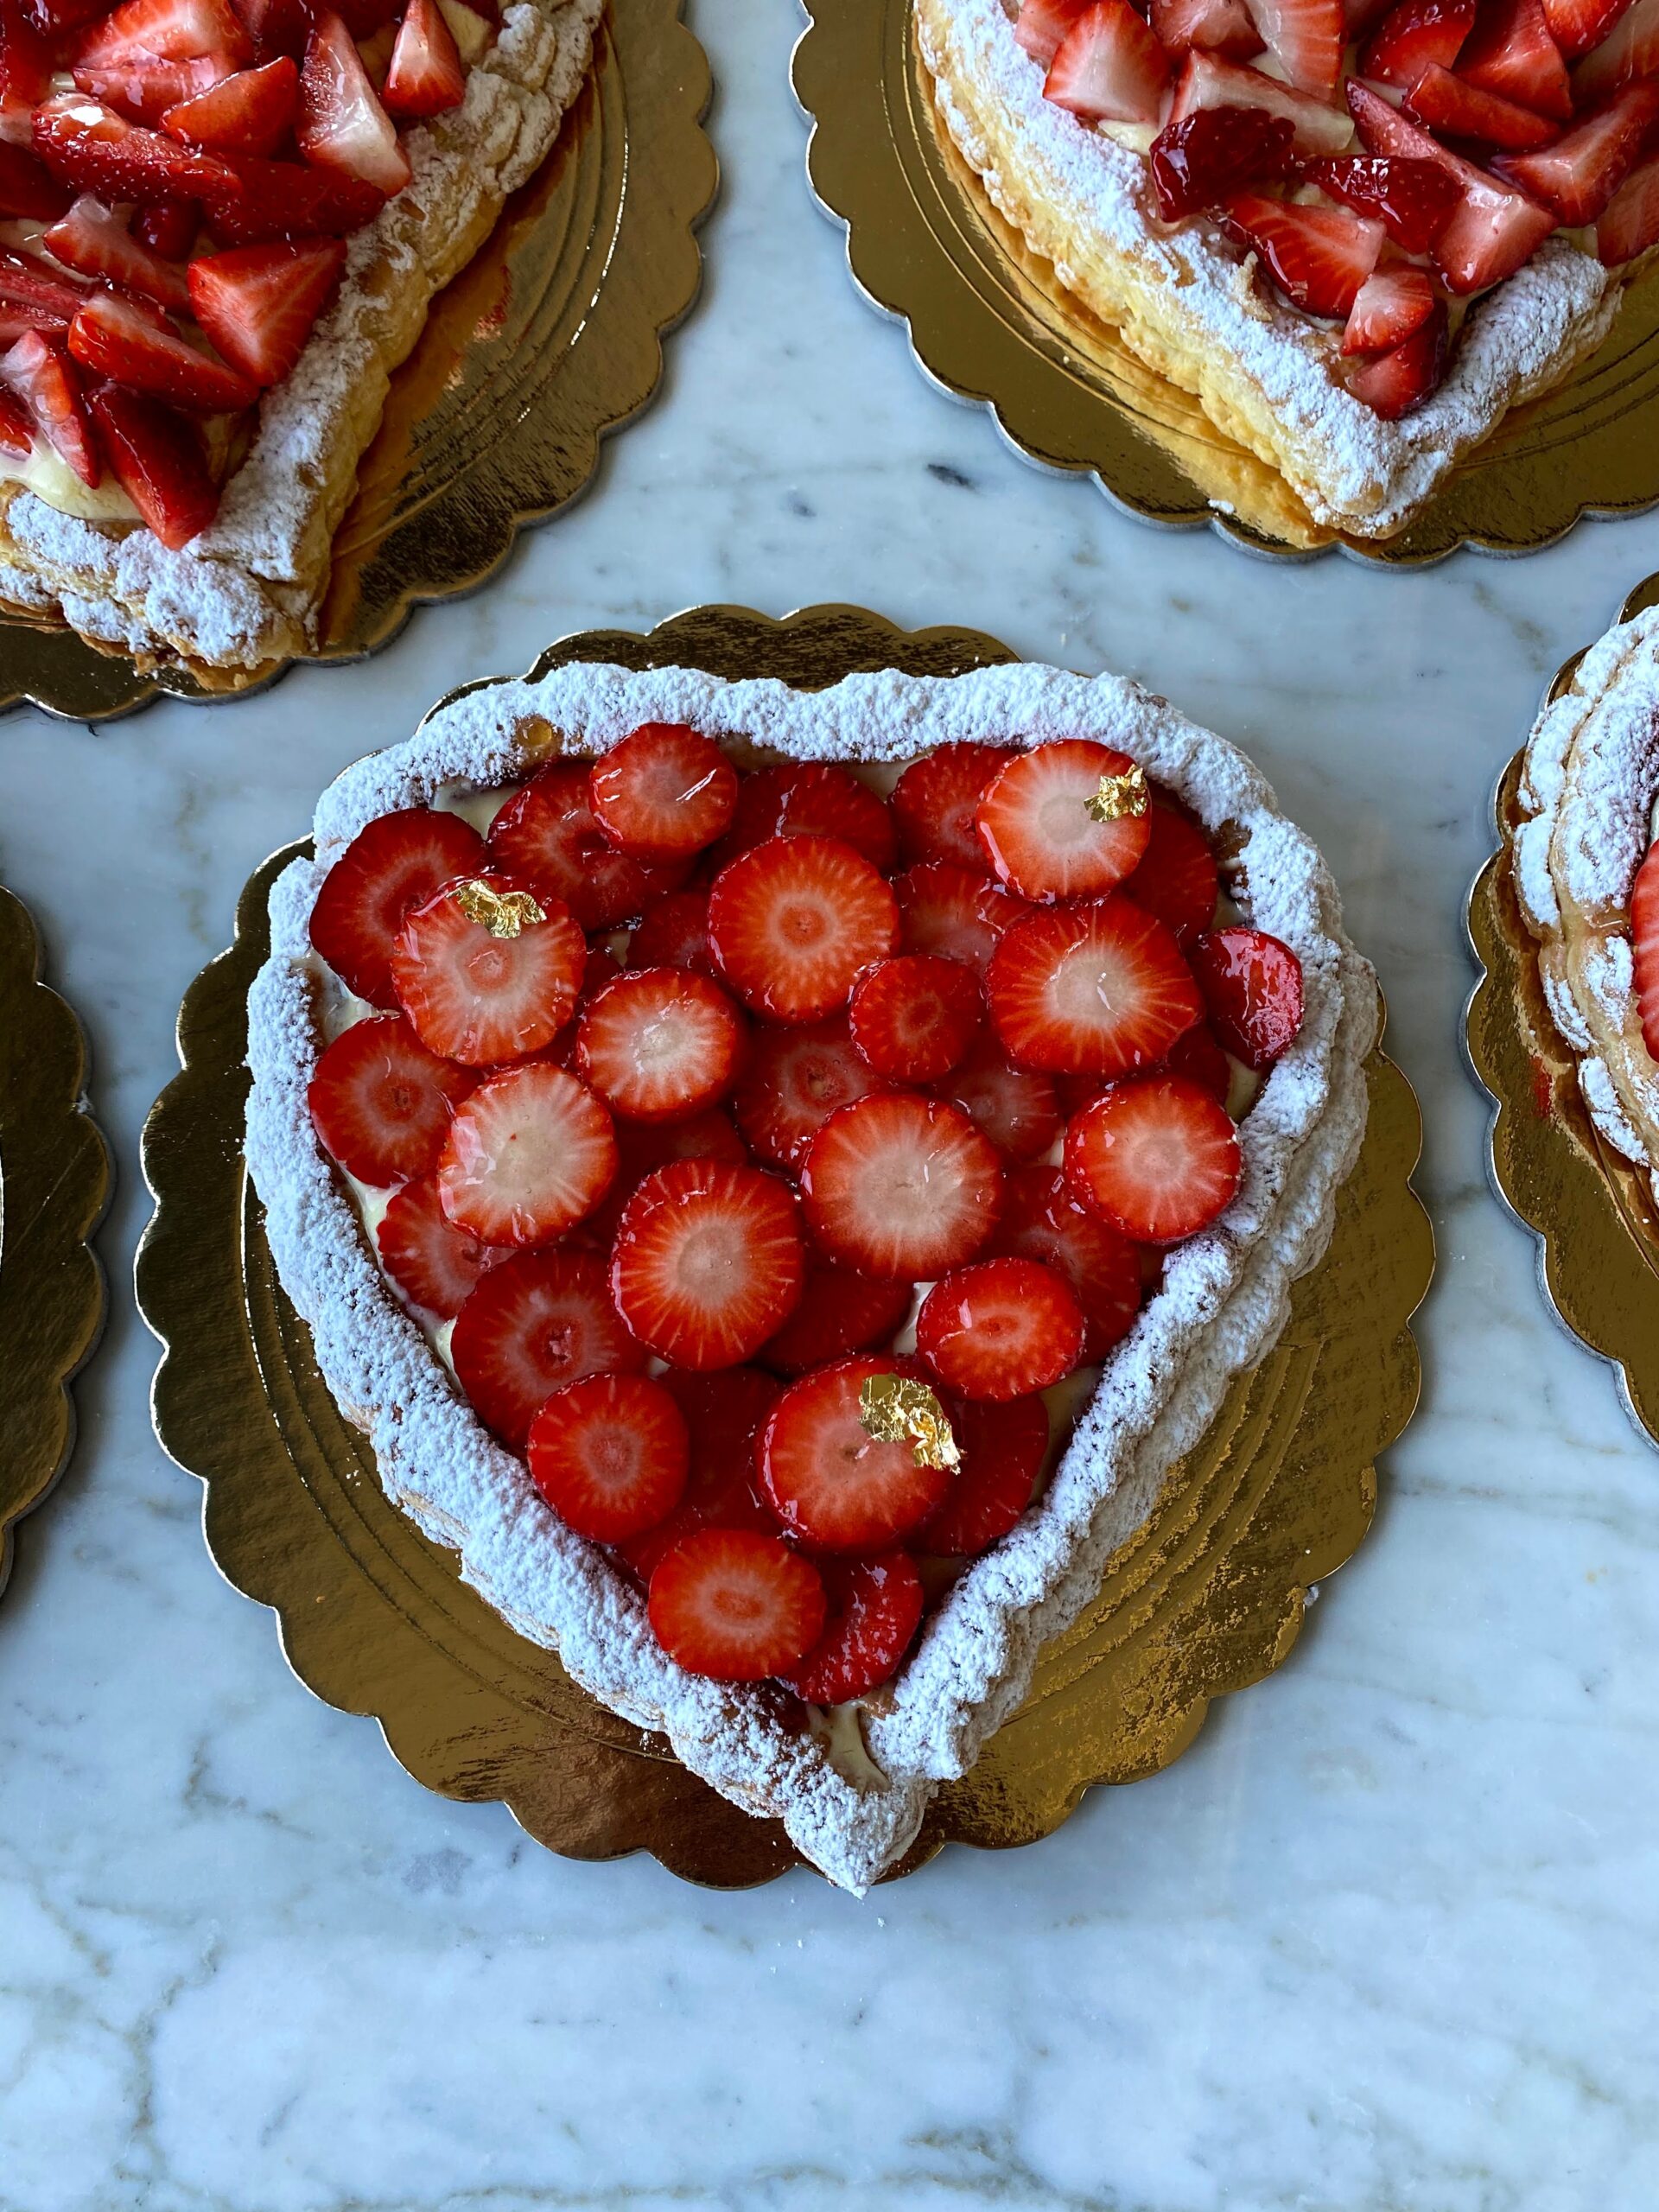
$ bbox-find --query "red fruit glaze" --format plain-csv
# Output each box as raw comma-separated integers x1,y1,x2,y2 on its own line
707,761,897,877
988,896,1205,1077
487,761,691,932
616,1365,784,1581
730,1015,883,1173
893,860,1023,979
1148,103,1294,220
758,1254,913,1376
626,889,716,976
891,741,1016,870
939,1029,1064,1164
1630,842,1659,1065
1123,803,1220,939
985,1163,1144,1359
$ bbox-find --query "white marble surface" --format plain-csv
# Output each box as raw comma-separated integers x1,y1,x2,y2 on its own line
3,4,1659,2204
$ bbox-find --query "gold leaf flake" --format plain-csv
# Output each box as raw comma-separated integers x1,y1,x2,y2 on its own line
453,880,546,938
1084,763,1149,823
858,1373,962,1473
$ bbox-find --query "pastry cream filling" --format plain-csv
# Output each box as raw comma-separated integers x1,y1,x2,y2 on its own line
0,439,139,524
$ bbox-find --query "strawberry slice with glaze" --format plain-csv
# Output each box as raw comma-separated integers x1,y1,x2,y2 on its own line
801,1091,1003,1281
437,1062,619,1248
0,0,52,121
487,760,691,931
976,741,1153,902
893,860,1021,978
648,1529,826,1684
44,194,192,311
1122,802,1220,939
86,381,219,544
1406,60,1562,145
1598,149,1659,259
938,1030,1063,1165
589,722,739,862
1065,1073,1243,1243
163,54,299,154
1346,80,1556,292
1361,0,1477,83
1222,192,1386,317
0,140,68,219
526,1373,691,1545
70,287,262,413
847,952,982,1083
1243,0,1344,92
703,761,897,877
759,1355,957,1553
575,966,746,1124
200,153,387,243
1148,104,1295,220
296,9,410,194
610,1159,806,1370
915,1395,1051,1559
375,1171,505,1317
307,1011,477,1186
1542,0,1635,58
757,1255,912,1376
1188,926,1305,1068
0,380,30,454
383,0,465,118
625,888,716,975
187,235,346,383
0,245,88,326
73,0,251,65
309,804,486,1007
614,1365,785,1582
1342,264,1436,354
1014,0,1091,65
75,55,233,124
892,741,1016,871
1167,51,1357,152
450,1248,645,1450
1573,0,1659,95
916,1256,1087,1402
0,330,99,482
1459,0,1573,117
785,1552,925,1706
134,199,197,257
1346,296,1450,416
984,1163,1144,1358
1495,79,1659,222
34,93,245,205
1151,0,1265,55
1300,155,1461,251
1630,842,1659,1064
988,897,1205,1077
730,1014,884,1173
1044,0,1170,121
391,872,586,1065
708,834,899,1024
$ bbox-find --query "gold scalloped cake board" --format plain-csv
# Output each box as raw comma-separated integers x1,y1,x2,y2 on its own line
0,0,716,721
0,887,111,1601
793,0,1659,563
137,606,1433,1886
1466,574,1659,1446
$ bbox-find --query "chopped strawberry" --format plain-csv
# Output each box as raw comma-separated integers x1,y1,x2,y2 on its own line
200,152,387,242
0,380,29,453
1187,927,1304,1067
1014,0,1091,66
1598,147,1659,257
1168,50,1360,151
786,1551,925,1705
334,0,404,35
74,56,233,126
758,1355,957,1551
976,741,1153,903
647,1529,826,1683
163,54,298,153
34,92,245,204
1459,0,1573,116
73,0,251,64
575,966,745,1124
0,331,99,483
234,0,311,57
309,804,486,1006
730,1015,884,1173
307,1010,476,1185
625,888,716,976
450,1249,645,1450
0,140,67,218
1223,192,1385,317
1148,104,1295,220
1496,79,1659,220
186,235,345,383
1543,0,1635,56
1573,0,1659,92
436,1061,618,1248
1065,1073,1243,1243
383,0,464,118
0,307,68,347
987,897,1205,1077
1343,263,1436,353
892,741,1016,870
1362,0,1476,82
1345,80,1556,289
526,1373,690,1544
1164,1020,1234,1102
0,245,87,326
707,834,898,1024
1243,0,1344,92
848,952,982,1083
70,288,259,410
938,1029,1063,1165
390,872,586,1065
704,761,897,877
375,1170,504,1316
86,381,218,543
135,197,201,257
984,1163,1143,1358
486,760,690,931
1122,803,1220,938
1630,842,1659,1063
1151,0,1265,54
1044,0,1170,122
893,860,1021,978
801,1091,1003,1280
916,1256,1086,1402
1405,61,1563,146
610,1159,805,1370
44,193,192,312
757,1255,912,1376
614,1366,785,1581
16,0,106,29
0,0,51,118
1347,294,1450,414
588,722,739,862
296,10,410,194
914,1395,1050,1557
1300,154,1461,250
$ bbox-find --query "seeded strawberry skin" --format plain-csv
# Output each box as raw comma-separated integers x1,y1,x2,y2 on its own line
307,1011,477,1186
526,1372,691,1544
915,1255,1088,1402
647,1528,827,1682
450,1249,646,1451
785,1550,925,1704
1632,842,1659,1064
1188,926,1305,1070
626,889,716,976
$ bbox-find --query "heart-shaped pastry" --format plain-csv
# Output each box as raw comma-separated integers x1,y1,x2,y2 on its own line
245,656,1376,1891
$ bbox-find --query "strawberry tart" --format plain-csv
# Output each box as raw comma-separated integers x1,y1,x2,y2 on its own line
0,0,601,679
917,0,1659,537
1516,598,1659,1190
244,658,1377,1891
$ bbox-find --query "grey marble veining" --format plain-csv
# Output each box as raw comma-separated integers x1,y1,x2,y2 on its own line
3,3,1659,2205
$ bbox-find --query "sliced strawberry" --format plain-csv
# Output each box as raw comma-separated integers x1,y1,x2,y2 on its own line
0,380,29,452
914,1395,1050,1557
610,1159,805,1370
526,1373,690,1544
0,307,67,347
575,966,745,1124
200,151,387,242
1598,147,1659,257
1164,1020,1233,1101
1343,263,1436,353
1573,0,1659,93
70,289,260,410
916,1256,1086,1403
976,741,1153,902
44,193,192,312
985,1163,1143,1358
390,873,585,1065
437,1062,618,1248
1169,49,1363,151
1122,803,1219,938
1148,104,1295,220
801,1092,1003,1281
730,1015,884,1173
74,0,251,65
892,741,1015,871
1187,927,1303,1068
1362,0,1476,81
382,0,464,118
625,888,716,976
0,245,87,326
785,1551,925,1705
163,54,297,153
1543,0,1635,56
0,139,67,218
296,10,410,194
707,835,898,1024
187,235,345,384
1630,842,1659,1063
614,1366,785,1581
759,1355,957,1552
86,381,218,543
1243,0,1344,91
486,760,690,931
1151,0,1265,54
1065,1073,1242,1243
582,1103,750,1257
1459,0,1573,116
1223,191,1385,316
757,1255,912,1376
704,762,897,878
234,0,311,58
1044,0,1169,122
1405,60,1562,145
0,0,51,118
450,1248,645,1450
893,860,1021,979
988,897,1204,1077
134,197,200,257
35,93,245,203
74,55,233,125
1014,0,1091,65
375,1170,504,1316
1346,295,1450,413
0,329,99,481
588,723,738,862
847,953,982,1084
647,1529,826,1683
1495,79,1659,220
1345,80,1555,289
1301,154,1461,250
310,805,486,1007
938,1029,1063,1165
307,1011,476,1185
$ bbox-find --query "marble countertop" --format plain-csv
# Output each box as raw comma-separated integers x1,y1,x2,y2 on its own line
4,4,1659,2205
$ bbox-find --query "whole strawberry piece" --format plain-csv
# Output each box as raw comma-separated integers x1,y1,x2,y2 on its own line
708,834,898,1023
436,1062,619,1248
610,1159,805,1370
988,897,1205,1076
526,1373,690,1543
976,740,1153,901
589,722,738,861
450,1249,645,1450
647,1528,827,1681
759,1354,956,1550
1187,926,1304,1070
731,1015,883,1173
786,1551,925,1704
308,1012,476,1185
916,1256,1086,1402
1065,1072,1242,1243
848,952,982,1083
575,966,745,1124
802,1091,1003,1281
615,1365,785,1581
376,1171,505,1317
309,804,485,1007
892,741,1016,870
893,860,1023,978
757,1254,912,1376
915,1394,1050,1557
391,874,587,1065
487,760,691,931
985,1164,1143,1357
